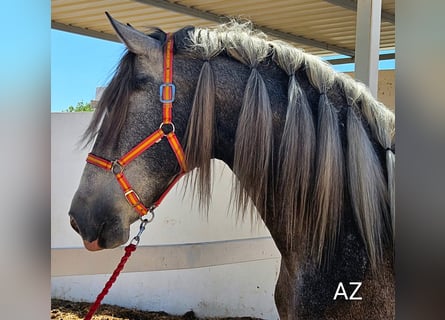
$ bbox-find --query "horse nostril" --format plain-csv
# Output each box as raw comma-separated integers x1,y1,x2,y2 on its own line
70,216,80,234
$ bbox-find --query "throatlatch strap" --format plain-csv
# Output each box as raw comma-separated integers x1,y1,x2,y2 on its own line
166,132,187,172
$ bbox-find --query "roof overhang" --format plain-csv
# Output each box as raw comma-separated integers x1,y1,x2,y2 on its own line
51,0,395,63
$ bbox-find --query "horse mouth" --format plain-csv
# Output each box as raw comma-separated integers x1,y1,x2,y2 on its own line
70,216,105,251
70,216,125,251
70,216,81,234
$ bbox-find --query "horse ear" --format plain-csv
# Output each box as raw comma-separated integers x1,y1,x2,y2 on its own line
105,12,161,56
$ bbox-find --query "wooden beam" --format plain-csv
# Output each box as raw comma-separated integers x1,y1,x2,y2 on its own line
135,0,355,56
324,0,394,24
52,21,119,43
52,19,393,67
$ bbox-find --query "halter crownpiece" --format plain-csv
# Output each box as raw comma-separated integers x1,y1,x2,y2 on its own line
86,33,187,216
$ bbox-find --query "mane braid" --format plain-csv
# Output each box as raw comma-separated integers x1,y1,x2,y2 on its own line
337,74,395,245
277,76,316,249
218,21,273,220
312,93,345,267
346,106,390,270
183,60,216,210
272,41,316,249
233,68,273,220
182,27,223,211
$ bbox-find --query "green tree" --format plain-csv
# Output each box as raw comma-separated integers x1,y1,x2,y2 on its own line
63,101,94,112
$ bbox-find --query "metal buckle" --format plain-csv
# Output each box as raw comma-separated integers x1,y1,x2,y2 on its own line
111,160,124,174
159,122,175,135
124,189,141,207
159,83,176,103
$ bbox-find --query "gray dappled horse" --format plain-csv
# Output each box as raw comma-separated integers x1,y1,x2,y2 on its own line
69,14,395,319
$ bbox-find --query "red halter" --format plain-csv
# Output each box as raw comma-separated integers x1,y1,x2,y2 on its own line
86,34,187,216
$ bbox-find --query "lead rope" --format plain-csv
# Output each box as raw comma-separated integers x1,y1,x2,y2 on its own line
84,215,153,320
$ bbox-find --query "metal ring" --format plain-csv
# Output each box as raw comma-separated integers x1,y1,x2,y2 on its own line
159,122,175,135
142,210,155,223
111,160,124,174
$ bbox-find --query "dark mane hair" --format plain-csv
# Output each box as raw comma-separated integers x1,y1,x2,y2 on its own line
82,28,167,147
83,51,136,147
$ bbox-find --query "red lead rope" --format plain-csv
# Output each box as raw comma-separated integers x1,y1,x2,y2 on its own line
83,33,185,319
84,218,150,320
84,244,136,320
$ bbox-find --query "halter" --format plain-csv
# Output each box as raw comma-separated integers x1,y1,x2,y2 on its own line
86,34,187,216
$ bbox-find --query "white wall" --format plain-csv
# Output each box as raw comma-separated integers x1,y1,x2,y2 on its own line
51,112,280,319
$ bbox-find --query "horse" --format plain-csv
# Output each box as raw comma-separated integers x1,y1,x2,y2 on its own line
69,13,395,320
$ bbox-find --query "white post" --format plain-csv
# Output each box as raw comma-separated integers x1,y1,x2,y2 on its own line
354,0,382,98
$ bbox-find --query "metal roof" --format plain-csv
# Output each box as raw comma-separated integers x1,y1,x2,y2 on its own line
52,0,395,63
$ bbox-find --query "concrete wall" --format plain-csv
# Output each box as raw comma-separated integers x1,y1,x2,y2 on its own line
51,113,280,319
376,70,395,111
345,69,395,111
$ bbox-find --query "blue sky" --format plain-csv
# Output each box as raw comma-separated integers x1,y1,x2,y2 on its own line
51,30,125,112
51,29,395,112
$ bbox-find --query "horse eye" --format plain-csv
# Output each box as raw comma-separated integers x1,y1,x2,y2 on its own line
134,75,151,89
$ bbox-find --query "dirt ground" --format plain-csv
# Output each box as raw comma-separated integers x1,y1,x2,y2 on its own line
50,299,259,320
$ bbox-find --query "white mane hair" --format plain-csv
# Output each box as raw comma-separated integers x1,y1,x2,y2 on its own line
183,20,395,270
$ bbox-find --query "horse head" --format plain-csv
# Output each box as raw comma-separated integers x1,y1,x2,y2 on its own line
69,14,198,250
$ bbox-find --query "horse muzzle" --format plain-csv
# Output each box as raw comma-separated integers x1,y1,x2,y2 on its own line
69,216,102,251
83,239,103,251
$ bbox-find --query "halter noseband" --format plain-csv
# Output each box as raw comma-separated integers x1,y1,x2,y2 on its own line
86,34,187,216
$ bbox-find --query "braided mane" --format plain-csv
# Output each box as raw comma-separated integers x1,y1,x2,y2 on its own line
183,21,395,269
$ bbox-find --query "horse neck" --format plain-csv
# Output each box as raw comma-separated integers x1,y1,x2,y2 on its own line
211,56,318,251
209,55,355,258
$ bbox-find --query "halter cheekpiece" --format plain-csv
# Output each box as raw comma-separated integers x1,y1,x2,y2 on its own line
86,34,187,216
